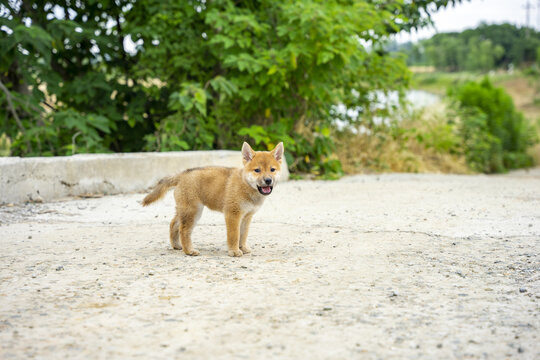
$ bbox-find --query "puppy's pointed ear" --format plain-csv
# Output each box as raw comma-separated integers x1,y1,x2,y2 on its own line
241,142,255,164
271,142,284,162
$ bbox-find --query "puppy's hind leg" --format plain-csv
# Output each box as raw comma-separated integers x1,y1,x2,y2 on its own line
179,204,203,256
169,215,182,250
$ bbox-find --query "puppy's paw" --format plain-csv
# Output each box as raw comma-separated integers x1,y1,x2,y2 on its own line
228,249,243,257
239,246,252,254
184,249,200,256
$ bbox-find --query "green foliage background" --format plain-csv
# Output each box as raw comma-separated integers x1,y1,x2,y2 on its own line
399,24,540,72
450,78,536,173
0,0,465,177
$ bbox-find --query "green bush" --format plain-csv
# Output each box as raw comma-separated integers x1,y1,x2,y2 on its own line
415,119,462,154
0,0,466,177
450,78,536,173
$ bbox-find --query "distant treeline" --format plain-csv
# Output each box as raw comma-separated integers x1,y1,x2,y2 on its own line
393,24,540,72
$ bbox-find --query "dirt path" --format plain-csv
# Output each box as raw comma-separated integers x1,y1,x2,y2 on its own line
1,172,539,359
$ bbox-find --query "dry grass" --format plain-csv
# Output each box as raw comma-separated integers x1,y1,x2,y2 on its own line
335,104,470,175
409,66,436,73
530,143,540,166
496,75,540,165
495,76,540,120
336,132,469,174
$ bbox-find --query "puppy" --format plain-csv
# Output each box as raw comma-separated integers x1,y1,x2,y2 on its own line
143,142,283,256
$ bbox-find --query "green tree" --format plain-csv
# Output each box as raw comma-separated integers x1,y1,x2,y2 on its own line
1,0,465,175
0,0,151,155
403,23,540,71
465,38,504,72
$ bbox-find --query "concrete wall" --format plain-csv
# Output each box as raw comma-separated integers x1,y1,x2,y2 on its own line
0,151,289,204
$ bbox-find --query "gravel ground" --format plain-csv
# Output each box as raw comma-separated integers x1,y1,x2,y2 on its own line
1,171,539,359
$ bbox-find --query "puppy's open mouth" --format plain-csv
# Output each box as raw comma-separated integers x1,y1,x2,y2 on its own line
257,185,273,195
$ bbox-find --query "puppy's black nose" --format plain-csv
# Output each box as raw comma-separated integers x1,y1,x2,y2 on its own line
264,178,272,185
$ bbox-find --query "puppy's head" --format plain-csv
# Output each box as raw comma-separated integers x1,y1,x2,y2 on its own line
241,142,284,196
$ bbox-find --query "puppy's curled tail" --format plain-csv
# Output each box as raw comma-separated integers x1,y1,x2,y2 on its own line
142,176,179,206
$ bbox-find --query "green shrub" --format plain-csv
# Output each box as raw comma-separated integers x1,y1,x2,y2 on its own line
450,78,536,173
9,110,113,156
414,116,462,154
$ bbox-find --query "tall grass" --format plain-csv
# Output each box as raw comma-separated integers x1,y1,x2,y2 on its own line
335,76,539,175
335,104,469,174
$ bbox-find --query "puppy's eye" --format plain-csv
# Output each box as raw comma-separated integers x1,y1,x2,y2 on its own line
270,168,276,172
254,168,261,173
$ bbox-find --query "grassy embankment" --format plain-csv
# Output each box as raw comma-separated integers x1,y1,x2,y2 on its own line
335,70,540,174
412,71,540,120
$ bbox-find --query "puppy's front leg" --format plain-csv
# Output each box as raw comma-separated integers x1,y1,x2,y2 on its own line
239,212,254,254
225,211,242,257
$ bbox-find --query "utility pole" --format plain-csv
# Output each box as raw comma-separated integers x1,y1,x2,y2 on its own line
537,0,540,30
523,0,533,37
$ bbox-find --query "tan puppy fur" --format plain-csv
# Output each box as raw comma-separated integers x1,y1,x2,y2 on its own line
142,142,284,257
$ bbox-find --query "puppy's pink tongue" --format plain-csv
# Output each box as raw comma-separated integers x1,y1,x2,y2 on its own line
261,186,271,194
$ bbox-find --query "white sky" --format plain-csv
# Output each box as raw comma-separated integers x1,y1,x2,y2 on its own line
396,0,539,43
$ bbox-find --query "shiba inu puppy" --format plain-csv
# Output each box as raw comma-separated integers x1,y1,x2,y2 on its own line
142,142,283,257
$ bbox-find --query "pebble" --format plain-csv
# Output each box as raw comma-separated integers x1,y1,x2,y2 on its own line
31,194,44,203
